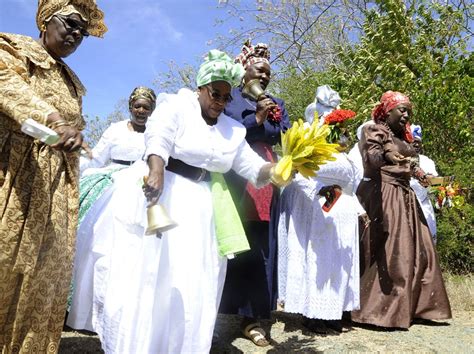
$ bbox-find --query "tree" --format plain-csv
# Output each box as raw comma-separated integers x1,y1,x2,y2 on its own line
214,0,367,75
82,98,128,147
326,0,473,184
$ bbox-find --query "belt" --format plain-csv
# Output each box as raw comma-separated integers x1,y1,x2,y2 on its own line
166,157,210,182
111,159,135,166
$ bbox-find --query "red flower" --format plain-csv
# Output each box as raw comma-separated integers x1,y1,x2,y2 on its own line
267,105,282,124
324,109,356,125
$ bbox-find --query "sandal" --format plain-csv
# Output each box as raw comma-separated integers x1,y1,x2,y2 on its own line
242,322,270,347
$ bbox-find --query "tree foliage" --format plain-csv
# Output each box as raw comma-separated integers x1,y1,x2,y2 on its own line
82,98,128,147
327,0,473,186
214,0,367,75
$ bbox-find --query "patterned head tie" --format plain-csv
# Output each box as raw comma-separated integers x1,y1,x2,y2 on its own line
373,91,414,142
234,39,270,70
196,49,245,88
129,86,157,111
371,91,412,122
36,0,107,38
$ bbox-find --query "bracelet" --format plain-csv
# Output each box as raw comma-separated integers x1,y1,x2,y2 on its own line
48,120,71,130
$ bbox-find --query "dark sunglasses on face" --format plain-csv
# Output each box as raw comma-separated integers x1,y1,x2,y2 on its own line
54,15,89,37
205,86,233,104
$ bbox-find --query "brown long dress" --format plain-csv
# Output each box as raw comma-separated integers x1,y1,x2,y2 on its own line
351,123,451,329
0,33,85,353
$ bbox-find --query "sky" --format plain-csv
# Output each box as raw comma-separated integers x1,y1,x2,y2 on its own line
0,0,242,120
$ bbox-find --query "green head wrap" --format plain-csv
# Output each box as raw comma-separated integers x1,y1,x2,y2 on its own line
196,49,245,88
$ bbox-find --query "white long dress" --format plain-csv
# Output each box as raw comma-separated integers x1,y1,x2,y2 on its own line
278,153,364,320
410,154,438,237
74,89,267,354
67,120,146,330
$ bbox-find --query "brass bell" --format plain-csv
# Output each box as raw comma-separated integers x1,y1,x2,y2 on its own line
145,204,178,236
242,79,265,101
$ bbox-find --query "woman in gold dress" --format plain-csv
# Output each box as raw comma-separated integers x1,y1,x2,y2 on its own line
0,1,106,352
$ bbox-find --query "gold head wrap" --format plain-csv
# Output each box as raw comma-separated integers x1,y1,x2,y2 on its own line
36,0,107,38
129,87,157,111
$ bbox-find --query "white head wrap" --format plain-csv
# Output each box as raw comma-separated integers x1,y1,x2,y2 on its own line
304,85,341,125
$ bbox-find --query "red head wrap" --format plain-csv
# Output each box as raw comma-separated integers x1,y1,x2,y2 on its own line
372,91,414,142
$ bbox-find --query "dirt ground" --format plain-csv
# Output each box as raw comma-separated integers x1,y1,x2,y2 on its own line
60,276,474,353
60,311,473,353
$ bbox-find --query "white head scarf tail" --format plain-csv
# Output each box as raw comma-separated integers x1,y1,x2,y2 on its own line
304,85,341,125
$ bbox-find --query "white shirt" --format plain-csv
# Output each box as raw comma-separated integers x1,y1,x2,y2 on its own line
80,120,145,174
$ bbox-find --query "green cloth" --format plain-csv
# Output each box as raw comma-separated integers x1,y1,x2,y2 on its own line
196,49,245,87
210,172,250,258
78,168,121,225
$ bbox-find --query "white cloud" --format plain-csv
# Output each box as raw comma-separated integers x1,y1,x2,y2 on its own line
111,2,183,43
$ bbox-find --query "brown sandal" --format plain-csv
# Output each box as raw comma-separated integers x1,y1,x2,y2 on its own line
242,322,270,347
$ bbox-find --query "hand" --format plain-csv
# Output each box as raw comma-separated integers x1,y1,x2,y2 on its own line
255,97,277,125
257,163,275,185
385,151,410,164
143,172,163,207
52,126,83,153
81,141,93,159
269,165,296,188
318,185,342,197
47,112,83,153
415,170,430,187
143,154,165,206
360,213,371,229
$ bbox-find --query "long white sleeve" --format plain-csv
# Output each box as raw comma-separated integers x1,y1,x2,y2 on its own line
144,94,182,165
231,140,267,187
80,125,114,173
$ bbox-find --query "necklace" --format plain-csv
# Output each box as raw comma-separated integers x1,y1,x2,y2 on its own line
379,121,394,136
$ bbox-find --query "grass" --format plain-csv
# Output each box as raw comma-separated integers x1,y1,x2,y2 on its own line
444,273,474,312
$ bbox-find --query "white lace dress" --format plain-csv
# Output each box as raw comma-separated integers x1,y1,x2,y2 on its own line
278,153,364,320
71,89,266,354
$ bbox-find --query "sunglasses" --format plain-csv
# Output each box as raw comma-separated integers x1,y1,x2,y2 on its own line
205,86,233,104
54,15,89,37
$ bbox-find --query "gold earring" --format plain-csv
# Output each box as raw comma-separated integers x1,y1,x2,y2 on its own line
40,23,47,32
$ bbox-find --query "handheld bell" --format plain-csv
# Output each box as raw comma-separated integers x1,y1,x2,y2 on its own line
145,204,178,236
143,175,177,236
242,79,265,101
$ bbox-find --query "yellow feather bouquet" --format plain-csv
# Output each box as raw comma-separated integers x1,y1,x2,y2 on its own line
271,119,340,187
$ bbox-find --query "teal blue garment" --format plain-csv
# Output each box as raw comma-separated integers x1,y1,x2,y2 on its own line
210,172,250,258
78,168,121,225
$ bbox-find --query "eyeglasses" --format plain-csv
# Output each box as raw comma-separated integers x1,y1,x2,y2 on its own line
205,86,233,104
54,15,89,38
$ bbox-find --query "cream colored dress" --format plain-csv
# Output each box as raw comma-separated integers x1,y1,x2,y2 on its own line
0,33,85,353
